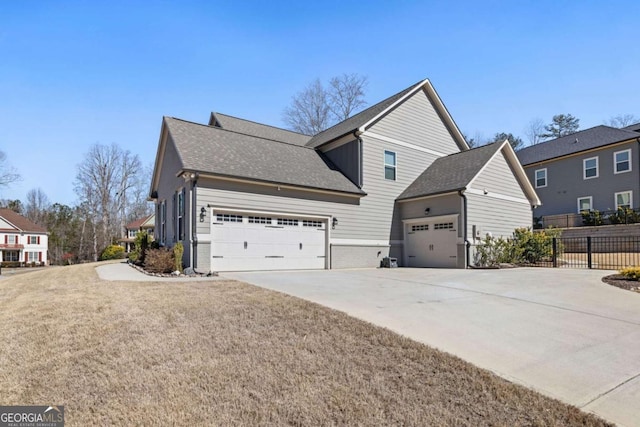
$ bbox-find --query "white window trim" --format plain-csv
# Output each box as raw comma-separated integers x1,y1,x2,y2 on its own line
384,150,397,181
577,196,593,213
583,156,599,180
615,191,633,209
534,168,547,188
614,149,632,174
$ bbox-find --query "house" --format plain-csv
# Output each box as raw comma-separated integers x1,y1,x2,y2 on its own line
119,214,155,252
150,78,539,272
0,208,48,265
517,125,640,226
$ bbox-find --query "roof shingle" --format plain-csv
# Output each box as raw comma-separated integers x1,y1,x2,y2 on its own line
397,142,504,201
0,209,47,233
211,112,311,146
517,125,640,166
165,117,364,195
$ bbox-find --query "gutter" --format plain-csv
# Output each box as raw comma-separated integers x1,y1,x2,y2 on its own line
191,174,199,269
458,190,470,268
354,130,363,187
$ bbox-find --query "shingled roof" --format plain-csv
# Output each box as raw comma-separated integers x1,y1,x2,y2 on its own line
164,117,365,195
0,208,47,233
305,80,423,148
517,125,640,166
397,142,504,201
126,214,154,231
210,112,311,146
623,122,640,133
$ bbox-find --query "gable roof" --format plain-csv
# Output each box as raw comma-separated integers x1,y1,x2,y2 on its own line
397,142,504,201
210,112,311,146
162,117,365,196
0,208,47,233
126,214,154,231
517,125,640,166
306,78,469,150
397,140,540,206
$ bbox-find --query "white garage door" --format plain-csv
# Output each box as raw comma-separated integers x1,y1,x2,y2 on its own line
405,219,458,268
210,212,326,272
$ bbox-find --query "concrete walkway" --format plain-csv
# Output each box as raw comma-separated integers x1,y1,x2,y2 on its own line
223,267,640,427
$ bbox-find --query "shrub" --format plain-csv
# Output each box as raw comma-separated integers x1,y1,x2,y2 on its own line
144,248,175,274
474,227,562,267
0,261,21,268
620,267,640,281
128,231,150,265
581,210,603,226
608,207,640,225
173,242,184,273
100,245,125,261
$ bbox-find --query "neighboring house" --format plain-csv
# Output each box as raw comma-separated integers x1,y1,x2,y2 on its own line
0,208,48,265
517,125,640,225
119,214,155,252
150,78,539,272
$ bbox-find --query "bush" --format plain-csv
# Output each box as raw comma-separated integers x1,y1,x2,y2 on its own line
173,242,184,273
581,210,603,226
474,227,562,267
620,267,640,281
128,231,150,265
608,207,640,225
144,248,175,274
100,245,125,261
0,261,21,268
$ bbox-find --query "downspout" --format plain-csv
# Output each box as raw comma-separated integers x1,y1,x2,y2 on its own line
459,190,470,268
191,175,198,270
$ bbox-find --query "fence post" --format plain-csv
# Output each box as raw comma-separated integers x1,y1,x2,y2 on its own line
552,238,557,268
587,236,592,269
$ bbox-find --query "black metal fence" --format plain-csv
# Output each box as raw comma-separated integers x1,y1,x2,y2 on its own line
534,236,640,270
535,207,640,229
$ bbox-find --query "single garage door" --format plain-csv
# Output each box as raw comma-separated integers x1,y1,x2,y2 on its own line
405,219,458,268
211,212,326,272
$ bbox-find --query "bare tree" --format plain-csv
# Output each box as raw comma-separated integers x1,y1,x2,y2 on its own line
328,73,368,121
606,114,639,128
524,118,545,145
283,74,368,135
74,143,143,259
24,188,50,227
0,150,20,187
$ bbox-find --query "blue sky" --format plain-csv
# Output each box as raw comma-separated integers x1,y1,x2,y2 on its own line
1,1,638,205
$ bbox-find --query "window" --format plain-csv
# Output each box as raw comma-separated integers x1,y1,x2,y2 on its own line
177,189,185,241
302,220,323,228
28,236,38,245
534,168,547,188
583,157,598,179
6,235,16,244
615,191,632,209
159,201,166,244
614,149,631,174
27,252,39,263
216,214,243,222
128,229,137,238
434,222,454,230
384,150,396,181
577,196,592,213
277,218,299,226
4,251,19,262
248,216,272,224
411,224,428,231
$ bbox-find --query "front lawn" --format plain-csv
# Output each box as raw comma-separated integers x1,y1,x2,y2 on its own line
0,263,610,426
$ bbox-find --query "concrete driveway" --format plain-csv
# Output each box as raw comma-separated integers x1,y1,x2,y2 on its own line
223,267,640,426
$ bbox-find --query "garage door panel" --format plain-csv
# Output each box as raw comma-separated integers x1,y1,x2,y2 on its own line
405,220,457,268
211,213,326,272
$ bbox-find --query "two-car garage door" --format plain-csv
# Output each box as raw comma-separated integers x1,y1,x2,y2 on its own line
211,212,326,272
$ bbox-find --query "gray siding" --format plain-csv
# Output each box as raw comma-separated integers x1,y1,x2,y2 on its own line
400,193,463,238
524,142,640,216
367,88,461,155
470,151,525,199
466,194,532,240
154,134,192,266
323,139,361,187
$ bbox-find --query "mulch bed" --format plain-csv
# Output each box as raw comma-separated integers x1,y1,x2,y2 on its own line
602,274,640,292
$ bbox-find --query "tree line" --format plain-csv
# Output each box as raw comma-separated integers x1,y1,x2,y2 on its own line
0,143,152,265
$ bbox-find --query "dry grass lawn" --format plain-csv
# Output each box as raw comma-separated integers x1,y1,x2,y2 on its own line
0,263,612,426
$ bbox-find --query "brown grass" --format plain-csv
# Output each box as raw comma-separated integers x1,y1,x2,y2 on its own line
0,263,611,426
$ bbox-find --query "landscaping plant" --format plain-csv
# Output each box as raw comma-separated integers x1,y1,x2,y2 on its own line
620,267,640,281
173,242,184,273
99,244,125,261
144,248,175,274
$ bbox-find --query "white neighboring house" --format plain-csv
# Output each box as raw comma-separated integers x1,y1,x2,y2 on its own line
0,208,48,265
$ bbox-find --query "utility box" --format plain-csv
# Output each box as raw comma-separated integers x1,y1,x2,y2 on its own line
381,257,398,268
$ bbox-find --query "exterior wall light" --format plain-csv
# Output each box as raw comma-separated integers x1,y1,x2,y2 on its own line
200,207,206,222
424,208,430,215
332,217,339,229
